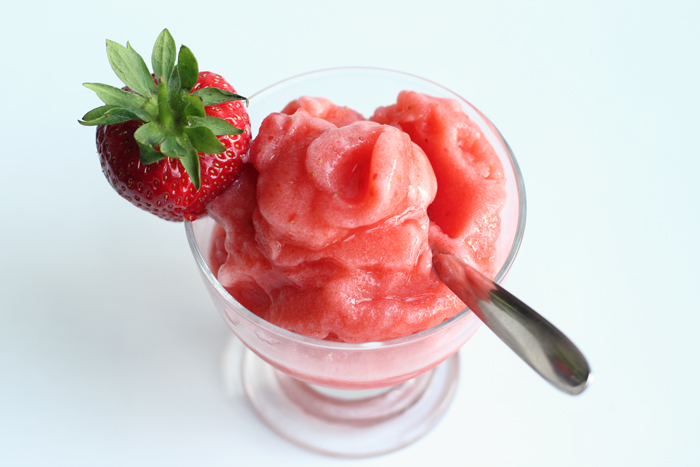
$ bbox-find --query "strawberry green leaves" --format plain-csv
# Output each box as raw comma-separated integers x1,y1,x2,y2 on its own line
83,82,149,109
186,116,243,136
108,40,158,97
134,122,166,147
151,29,176,85
176,45,199,92
80,28,247,190
81,105,150,126
192,87,248,106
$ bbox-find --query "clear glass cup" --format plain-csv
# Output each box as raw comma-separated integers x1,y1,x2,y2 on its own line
185,67,526,458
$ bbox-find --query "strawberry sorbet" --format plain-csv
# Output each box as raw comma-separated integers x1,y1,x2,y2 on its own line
208,92,506,342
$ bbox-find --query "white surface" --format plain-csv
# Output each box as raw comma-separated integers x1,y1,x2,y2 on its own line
1,1,698,465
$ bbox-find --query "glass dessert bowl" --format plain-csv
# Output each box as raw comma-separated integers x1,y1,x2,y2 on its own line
185,67,526,457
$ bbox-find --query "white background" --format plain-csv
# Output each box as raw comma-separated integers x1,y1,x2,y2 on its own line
1,1,699,465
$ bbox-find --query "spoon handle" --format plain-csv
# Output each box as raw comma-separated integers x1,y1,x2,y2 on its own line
432,251,591,395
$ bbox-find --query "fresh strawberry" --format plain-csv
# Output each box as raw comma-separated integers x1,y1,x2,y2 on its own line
80,29,251,221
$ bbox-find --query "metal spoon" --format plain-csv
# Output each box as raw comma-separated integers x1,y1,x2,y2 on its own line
432,251,591,395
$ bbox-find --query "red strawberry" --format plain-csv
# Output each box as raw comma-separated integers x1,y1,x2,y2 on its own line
81,29,251,221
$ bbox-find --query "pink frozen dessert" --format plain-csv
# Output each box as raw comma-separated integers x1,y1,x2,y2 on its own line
207,92,506,343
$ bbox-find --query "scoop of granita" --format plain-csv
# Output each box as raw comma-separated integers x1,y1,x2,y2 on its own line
209,93,506,342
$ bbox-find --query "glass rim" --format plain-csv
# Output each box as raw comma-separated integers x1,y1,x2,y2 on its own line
185,66,527,350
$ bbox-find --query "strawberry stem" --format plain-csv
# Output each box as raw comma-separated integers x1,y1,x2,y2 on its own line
157,78,175,131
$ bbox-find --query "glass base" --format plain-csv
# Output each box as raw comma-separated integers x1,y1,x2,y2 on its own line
235,343,461,458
